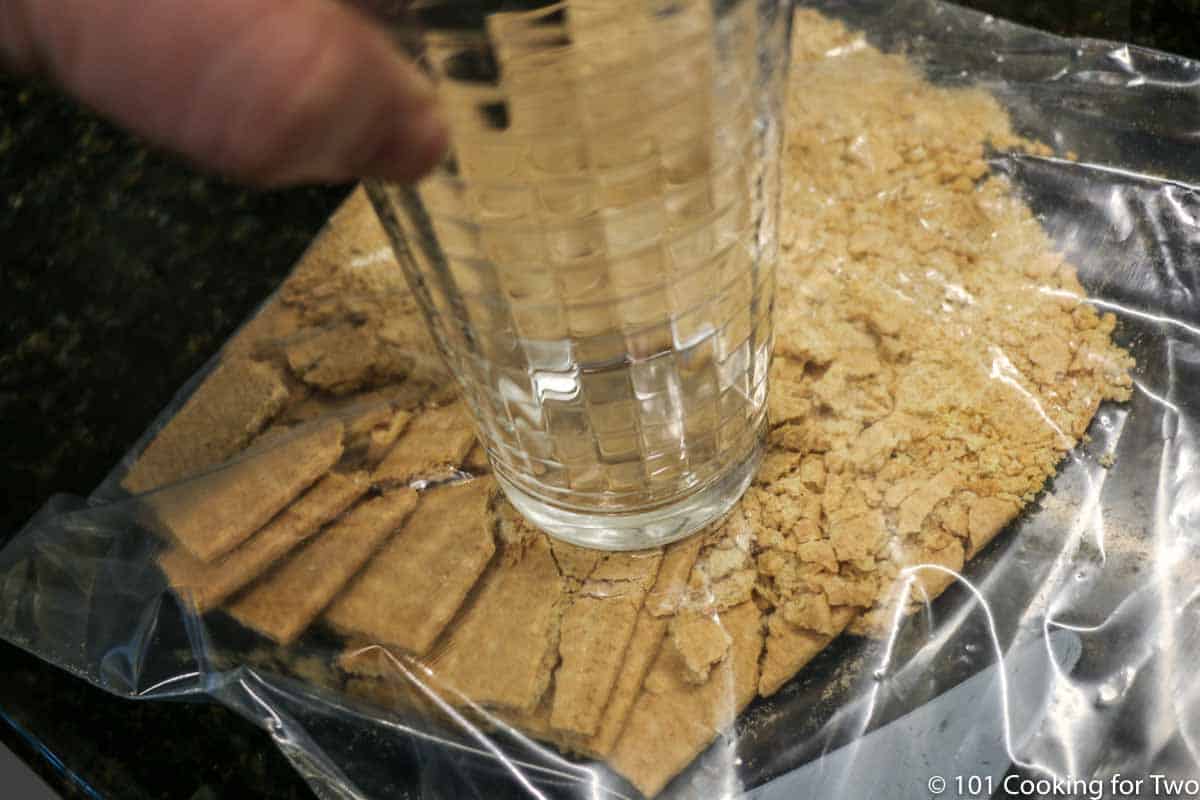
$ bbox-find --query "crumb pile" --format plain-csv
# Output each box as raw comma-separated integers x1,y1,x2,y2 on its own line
127,11,1132,797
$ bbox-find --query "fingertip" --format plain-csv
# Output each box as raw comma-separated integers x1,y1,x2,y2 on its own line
367,104,450,184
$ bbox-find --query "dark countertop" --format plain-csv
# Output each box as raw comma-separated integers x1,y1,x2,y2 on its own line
2,2,1198,798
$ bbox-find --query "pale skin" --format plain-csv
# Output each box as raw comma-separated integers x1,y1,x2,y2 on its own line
0,0,449,186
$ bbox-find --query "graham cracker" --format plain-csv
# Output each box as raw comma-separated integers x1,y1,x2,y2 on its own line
609,601,764,797
427,532,565,715
226,487,418,644
323,479,496,655
549,551,663,738
548,538,604,583
276,187,409,326
372,401,477,485
759,606,857,698
464,442,490,473
283,322,414,396
966,495,1022,559
342,402,398,443
583,607,670,758
223,300,306,362
144,421,344,562
279,383,427,428
123,358,289,493
645,536,705,617
568,536,701,758
588,551,664,586
670,610,733,685
158,471,369,613
339,645,444,721
364,409,414,465
487,539,699,757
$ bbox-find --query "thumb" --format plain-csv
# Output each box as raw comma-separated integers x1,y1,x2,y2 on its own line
2,0,448,186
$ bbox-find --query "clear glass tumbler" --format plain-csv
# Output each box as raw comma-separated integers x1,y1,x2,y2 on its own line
358,0,791,550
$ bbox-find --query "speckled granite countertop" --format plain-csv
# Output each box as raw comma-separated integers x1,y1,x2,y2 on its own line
2,2,1197,798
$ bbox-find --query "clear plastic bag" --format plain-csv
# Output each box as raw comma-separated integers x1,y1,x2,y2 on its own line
4,1,1199,797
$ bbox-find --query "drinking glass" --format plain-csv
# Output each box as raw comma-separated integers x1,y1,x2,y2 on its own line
357,0,791,549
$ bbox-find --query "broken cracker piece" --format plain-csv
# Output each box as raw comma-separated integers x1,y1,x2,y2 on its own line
581,541,703,757
548,538,604,584
549,551,662,738
428,533,564,715
323,479,496,655
159,470,369,612
465,442,490,473
967,495,1020,557
284,322,413,395
123,358,289,494
897,468,959,535
589,551,664,587
364,409,414,465
780,591,841,637
145,421,344,562
226,487,417,644
339,644,445,720
550,594,641,737
645,536,705,617
495,544,695,758
372,401,477,485
670,610,733,685
584,607,669,758
609,601,763,798
758,605,856,698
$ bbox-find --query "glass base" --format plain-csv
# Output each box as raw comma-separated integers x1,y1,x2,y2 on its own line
494,435,765,551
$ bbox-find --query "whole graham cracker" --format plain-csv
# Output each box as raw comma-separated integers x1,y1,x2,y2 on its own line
372,401,478,485
122,358,289,494
226,487,418,644
144,421,344,562
322,479,496,655
158,471,369,613
609,600,764,797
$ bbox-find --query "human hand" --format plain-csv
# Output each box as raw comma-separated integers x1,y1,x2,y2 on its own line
1,0,448,186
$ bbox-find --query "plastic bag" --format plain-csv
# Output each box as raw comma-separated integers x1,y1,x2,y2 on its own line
4,1,1199,796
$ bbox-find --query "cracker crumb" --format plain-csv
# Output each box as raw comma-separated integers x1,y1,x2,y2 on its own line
752,8,1134,641
669,611,732,685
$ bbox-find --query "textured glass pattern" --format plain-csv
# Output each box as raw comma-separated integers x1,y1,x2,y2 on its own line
365,0,789,545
